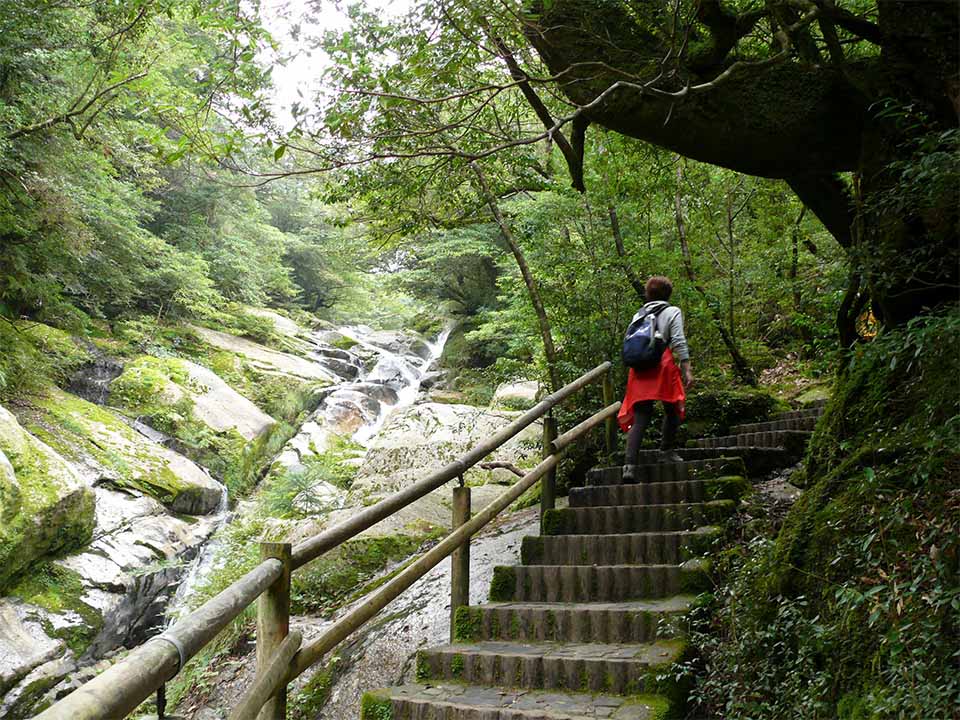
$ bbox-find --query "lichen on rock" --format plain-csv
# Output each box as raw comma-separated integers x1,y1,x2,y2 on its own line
0,405,95,593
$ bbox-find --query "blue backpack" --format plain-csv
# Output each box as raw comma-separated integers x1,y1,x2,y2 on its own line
622,304,668,370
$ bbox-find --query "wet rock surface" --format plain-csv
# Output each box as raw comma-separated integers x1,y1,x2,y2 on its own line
174,506,543,719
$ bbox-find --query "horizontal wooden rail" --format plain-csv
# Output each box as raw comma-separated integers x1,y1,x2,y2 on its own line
35,361,613,720
290,361,611,570
284,400,615,682
552,402,621,453
35,559,284,720
290,452,562,679
230,631,303,720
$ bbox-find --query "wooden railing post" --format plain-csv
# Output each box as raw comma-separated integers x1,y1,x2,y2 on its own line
450,485,471,641
257,542,291,720
540,413,558,532
602,371,617,457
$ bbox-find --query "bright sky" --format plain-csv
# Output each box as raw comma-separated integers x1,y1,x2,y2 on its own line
259,0,409,129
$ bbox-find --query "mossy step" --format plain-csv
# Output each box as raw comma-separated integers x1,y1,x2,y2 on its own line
769,406,824,422
542,501,735,536
587,458,745,486
629,447,794,475
730,416,818,434
489,561,711,602
361,683,672,719
453,597,694,644
694,430,811,451
416,639,686,695
521,528,722,566
569,477,749,507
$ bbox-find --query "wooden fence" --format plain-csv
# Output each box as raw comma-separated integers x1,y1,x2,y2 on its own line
35,362,618,720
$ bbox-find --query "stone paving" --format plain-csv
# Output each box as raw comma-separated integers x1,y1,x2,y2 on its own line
379,683,666,719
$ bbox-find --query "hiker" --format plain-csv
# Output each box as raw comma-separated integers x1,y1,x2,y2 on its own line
618,276,694,481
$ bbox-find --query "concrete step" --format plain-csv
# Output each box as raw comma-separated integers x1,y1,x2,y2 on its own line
361,683,670,720
415,639,685,694
587,457,745,486
694,429,811,450
770,406,824,422
731,416,818,434
489,560,710,602
542,500,734,535
628,447,796,475
453,597,694,644
570,478,706,506
521,528,722,566
569,476,749,508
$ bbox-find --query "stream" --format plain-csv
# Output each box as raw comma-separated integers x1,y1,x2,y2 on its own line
165,322,452,623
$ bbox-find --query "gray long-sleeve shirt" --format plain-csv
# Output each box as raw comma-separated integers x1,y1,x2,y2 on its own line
630,301,690,361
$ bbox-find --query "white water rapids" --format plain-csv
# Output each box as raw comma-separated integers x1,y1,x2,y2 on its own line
166,323,451,622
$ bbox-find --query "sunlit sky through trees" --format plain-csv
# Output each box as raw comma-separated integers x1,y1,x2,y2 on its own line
260,0,408,128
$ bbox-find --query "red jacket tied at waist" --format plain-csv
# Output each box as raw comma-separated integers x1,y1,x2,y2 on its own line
617,348,686,432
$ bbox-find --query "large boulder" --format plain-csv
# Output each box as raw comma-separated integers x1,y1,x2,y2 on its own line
190,325,336,382
0,406,95,593
110,356,275,442
361,329,433,361
350,402,541,503
490,380,540,410
23,389,223,515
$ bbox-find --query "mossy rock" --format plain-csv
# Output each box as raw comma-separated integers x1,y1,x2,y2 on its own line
26,388,222,515
703,475,751,502
8,561,103,657
489,566,516,601
0,406,95,593
360,690,394,720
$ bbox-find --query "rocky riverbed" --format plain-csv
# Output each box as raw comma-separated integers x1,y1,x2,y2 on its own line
0,308,543,718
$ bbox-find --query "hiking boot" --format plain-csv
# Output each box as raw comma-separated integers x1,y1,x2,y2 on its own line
658,450,684,464
621,465,638,484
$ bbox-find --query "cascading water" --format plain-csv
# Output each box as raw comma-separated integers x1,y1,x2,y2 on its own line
164,323,451,623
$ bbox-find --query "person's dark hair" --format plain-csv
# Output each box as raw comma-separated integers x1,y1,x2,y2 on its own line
645,276,673,301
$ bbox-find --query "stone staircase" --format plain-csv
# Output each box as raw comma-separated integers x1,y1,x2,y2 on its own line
360,402,825,719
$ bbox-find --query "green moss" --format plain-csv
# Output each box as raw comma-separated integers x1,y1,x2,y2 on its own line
290,657,341,720
489,566,516,601
623,694,672,720
703,475,751,502
360,691,394,720
450,653,465,678
453,605,482,641
541,508,569,536
0,407,96,591
679,558,712,594
9,562,103,656
509,613,522,639
28,388,210,510
291,531,442,616
703,499,736,524
680,527,723,560
520,535,544,564
109,355,189,409
0,321,92,401
331,335,359,351
415,652,431,682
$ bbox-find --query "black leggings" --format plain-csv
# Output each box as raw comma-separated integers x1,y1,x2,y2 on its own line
624,401,680,465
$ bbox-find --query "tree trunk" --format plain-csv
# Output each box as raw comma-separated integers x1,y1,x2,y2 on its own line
472,163,562,392
674,162,757,386
607,204,646,301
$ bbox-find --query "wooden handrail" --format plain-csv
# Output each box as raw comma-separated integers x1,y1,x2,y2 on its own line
290,361,612,569
34,362,614,720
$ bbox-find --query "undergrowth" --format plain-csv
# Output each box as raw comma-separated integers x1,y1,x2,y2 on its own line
684,310,960,719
